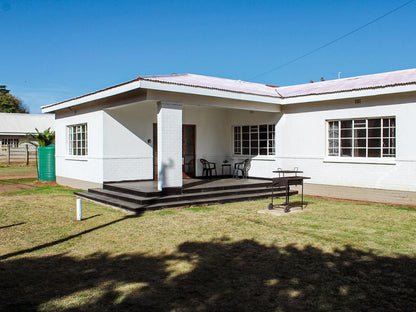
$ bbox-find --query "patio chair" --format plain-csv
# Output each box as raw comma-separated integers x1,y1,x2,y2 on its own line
233,159,251,179
200,159,217,177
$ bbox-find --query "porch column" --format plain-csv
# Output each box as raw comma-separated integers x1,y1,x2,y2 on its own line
157,102,183,192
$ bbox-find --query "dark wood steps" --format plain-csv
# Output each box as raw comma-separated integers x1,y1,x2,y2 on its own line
103,180,273,197
74,191,144,212
75,188,297,213
86,186,281,205
74,178,298,213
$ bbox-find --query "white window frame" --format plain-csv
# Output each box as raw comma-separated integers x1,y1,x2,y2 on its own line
233,124,275,156
326,117,395,160
67,123,88,158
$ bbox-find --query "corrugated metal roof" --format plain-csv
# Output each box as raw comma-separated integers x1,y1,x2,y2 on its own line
139,73,280,97
139,68,416,99
42,68,416,112
0,113,54,135
275,68,416,98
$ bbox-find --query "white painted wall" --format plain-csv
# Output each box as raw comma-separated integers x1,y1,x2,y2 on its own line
157,102,183,189
103,102,156,182
55,109,104,185
280,93,416,191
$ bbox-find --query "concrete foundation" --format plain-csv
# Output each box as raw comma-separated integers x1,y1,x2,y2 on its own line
303,183,416,206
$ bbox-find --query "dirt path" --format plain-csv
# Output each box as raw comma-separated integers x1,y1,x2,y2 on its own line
0,175,37,180
0,182,37,193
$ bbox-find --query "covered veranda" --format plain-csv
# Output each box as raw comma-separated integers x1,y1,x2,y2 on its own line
102,87,281,193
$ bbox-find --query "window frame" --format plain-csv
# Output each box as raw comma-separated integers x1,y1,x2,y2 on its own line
326,117,396,160
233,124,275,156
67,123,88,159
1,138,19,148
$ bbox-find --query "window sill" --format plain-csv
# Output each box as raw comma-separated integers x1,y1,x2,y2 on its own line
65,155,88,161
252,156,276,161
323,157,396,165
232,155,276,161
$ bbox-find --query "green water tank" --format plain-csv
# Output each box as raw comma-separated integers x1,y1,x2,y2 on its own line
38,145,56,181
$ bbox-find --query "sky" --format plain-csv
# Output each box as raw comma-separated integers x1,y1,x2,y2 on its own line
1,0,416,113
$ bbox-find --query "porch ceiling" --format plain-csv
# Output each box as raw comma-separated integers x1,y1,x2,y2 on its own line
104,99,157,112
146,89,281,113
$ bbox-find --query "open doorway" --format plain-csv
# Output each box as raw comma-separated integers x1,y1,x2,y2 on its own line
153,124,196,180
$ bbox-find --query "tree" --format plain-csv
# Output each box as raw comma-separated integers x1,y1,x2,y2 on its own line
0,85,28,113
0,85,9,94
29,128,55,147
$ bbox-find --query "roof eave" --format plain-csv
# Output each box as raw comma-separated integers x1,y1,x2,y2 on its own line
41,80,142,113
140,80,282,104
0,132,35,136
41,78,282,113
281,84,416,105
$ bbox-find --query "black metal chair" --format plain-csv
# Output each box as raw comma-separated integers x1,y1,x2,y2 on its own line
233,159,251,179
200,159,217,177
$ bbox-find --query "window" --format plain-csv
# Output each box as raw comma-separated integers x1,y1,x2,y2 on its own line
1,138,19,148
234,124,275,156
67,124,88,156
327,117,395,158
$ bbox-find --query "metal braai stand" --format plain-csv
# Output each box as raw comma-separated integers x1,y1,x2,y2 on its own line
268,169,310,213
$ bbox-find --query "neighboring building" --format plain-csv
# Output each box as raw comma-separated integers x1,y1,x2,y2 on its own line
41,68,416,204
0,113,55,147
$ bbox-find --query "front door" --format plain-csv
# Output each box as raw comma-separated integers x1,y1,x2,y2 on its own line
182,125,196,178
153,123,158,180
153,124,196,180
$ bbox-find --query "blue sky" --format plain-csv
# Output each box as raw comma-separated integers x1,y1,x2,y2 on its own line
1,0,416,113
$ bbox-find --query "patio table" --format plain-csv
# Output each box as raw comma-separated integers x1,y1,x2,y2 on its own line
222,163,231,176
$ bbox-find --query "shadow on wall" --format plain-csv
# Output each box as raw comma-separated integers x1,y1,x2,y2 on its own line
158,158,174,189
1,238,415,311
105,107,154,149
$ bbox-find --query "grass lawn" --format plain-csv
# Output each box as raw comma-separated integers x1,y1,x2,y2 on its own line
0,165,38,178
0,182,415,311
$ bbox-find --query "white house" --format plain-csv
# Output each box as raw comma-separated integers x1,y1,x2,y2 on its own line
0,113,54,147
41,68,416,205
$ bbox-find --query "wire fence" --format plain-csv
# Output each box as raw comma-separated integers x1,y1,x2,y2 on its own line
0,145,38,166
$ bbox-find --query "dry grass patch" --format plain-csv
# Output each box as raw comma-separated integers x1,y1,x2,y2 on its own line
0,165,38,179
0,183,415,311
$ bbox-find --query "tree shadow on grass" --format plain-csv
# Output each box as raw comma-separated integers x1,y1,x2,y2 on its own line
0,215,141,261
1,239,415,311
0,222,25,230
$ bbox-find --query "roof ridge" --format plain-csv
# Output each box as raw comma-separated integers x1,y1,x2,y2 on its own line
138,73,280,98
278,68,416,89
138,73,188,79
141,72,274,87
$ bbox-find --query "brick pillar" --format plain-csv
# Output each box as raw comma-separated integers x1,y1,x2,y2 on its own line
157,102,183,192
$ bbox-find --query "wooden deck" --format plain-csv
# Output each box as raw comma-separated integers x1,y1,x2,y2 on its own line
75,177,296,213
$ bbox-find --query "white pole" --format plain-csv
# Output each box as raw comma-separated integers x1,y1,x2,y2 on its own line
76,198,82,221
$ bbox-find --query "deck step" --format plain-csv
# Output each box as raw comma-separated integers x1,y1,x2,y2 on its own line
103,184,161,197
142,190,297,210
75,188,297,212
88,188,154,205
74,191,144,212
87,186,286,205
182,181,273,194
103,179,273,196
